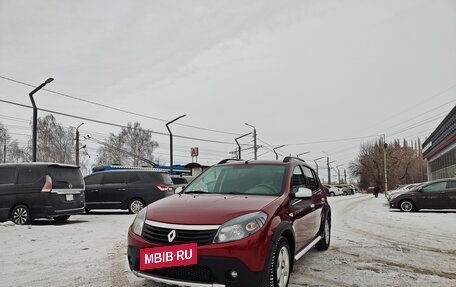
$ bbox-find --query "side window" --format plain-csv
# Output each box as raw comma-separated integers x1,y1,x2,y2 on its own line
0,166,17,184
422,181,447,192
103,172,127,184
302,166,319,191
127,173,141,184
447,181,456,189
291,166,307,193
17,166,45,184
84,173,103,185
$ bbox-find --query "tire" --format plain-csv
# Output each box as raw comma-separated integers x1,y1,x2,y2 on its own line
11,205,31,225
128,198,145,214
329,192,335,197
263,236,291,287
399,199,416,212
343,191,348,196
53,215,70,222
315,216,331,251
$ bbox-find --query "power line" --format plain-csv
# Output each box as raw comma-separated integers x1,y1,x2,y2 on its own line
0,75,241,136
0,99,235,145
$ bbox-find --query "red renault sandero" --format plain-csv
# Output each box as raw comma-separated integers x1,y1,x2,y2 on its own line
127,157,331,287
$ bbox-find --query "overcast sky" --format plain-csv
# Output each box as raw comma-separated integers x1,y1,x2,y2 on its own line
1,0,455,181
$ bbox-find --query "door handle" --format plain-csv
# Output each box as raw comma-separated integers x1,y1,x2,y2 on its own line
118,188,126,191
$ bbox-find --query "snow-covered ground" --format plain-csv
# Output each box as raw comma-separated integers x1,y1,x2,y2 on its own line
1,194,455,287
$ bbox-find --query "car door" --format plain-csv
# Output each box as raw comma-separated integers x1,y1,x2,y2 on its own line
99,172,128,208
84,173,104,207
290,165,317,251
416,181,447,209
302,165,324,237
441,180,456,209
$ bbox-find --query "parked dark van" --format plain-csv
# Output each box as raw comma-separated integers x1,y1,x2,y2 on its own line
0,163,85,225
84,169,174,214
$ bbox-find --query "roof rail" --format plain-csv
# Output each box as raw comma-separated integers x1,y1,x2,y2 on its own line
283,156,306,163
218,158,243,164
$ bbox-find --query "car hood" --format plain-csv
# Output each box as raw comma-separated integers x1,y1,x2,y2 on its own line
145,193,279,225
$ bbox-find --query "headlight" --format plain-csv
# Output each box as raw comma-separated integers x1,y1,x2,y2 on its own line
213,211,267,243
389,193,402,201
131,207,147,236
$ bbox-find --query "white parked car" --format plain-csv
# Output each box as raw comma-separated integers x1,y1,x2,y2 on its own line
324,185,345,196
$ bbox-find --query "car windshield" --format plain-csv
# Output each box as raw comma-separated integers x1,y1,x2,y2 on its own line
184,164,286,196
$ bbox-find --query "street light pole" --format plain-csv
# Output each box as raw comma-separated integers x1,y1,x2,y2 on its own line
323,152,331,185
273,145,286,160
313,157,325,176
166,114,186,174
75,123,84,166
382,134,388,192
235,132,252,160
336,164,343,184
244,123,257,160
29,77,54,162
297,151,309,158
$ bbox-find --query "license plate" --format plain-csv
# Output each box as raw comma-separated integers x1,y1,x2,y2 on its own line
140,243,197,270
66,194,74,201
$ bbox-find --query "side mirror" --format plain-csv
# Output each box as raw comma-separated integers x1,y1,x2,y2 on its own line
295,187,313,199
175,186,184,194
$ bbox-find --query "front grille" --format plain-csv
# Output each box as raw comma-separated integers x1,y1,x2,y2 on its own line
145,265,215,283
142,223,217,244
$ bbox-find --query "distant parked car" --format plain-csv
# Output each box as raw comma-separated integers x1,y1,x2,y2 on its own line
170,175,194,190
385,183,422,201
389,178,456,212
324,184,344,196
84,169,174,214
340,184,355,195
0,163,85,225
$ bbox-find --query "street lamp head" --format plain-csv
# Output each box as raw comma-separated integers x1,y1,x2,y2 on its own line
45,78,54,84
244,123,256,130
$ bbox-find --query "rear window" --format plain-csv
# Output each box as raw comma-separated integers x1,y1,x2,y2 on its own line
49,166,84,189
143,172,173,185
172,177,188,185
0,166,16,184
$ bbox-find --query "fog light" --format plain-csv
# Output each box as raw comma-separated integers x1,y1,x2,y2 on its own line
229,270,238,279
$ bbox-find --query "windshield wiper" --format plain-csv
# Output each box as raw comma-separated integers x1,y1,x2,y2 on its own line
183,190,207,194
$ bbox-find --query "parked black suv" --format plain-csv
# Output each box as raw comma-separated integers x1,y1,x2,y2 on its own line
0,163,85,225
84,169,174,214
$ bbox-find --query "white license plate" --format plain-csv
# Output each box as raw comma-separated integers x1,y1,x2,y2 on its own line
66,194,74,201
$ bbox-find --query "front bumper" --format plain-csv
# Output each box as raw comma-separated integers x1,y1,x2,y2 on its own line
127,245,264,287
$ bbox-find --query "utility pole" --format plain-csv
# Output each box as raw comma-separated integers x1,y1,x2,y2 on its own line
75,123,84,166
344,169,347,184
245,123,257,160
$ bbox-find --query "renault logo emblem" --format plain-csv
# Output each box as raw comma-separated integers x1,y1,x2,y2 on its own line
168,230,176,243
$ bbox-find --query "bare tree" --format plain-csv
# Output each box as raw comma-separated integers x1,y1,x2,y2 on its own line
32,114,75,163
350,138,426,191
96,122,159,166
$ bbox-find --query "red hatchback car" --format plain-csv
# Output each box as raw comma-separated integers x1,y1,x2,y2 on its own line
127,157,331,287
